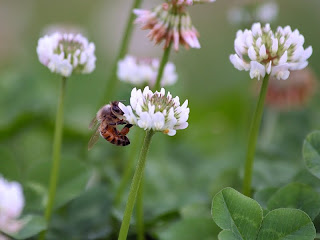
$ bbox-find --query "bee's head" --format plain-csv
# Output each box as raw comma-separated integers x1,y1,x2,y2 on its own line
110,101,124,117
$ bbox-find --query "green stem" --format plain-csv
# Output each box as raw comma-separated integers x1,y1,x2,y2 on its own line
114,129,144,206
118,130,154,240
132,48,172,239
39,77,67,240
242,74,270,197
101,0,143,104
154,42,172,91
136,176,145,240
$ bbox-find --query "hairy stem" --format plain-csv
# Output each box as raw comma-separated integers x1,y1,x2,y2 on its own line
136,176,145,240
39,76,67,240
114,129,144,206
132,46,173,239
118,130,154,240
154,43,172,91
242,75,270,197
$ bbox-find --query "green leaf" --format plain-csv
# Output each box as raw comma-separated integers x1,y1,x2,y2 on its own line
254,187,278,209
256,208,316,240
218,230,238,240
54,170,91,210
252,160,297,190
267,183,320,220
8,215,46,239
49,185,112,239
303,131,320,179
158,217,218,240
211,187,263,240
212,188,316,240
293,169,320,192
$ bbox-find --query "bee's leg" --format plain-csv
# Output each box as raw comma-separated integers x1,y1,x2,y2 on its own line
108,121,126,126
120,124,133,136
115,120,129,125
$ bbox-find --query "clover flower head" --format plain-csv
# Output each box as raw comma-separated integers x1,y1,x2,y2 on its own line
0,176,24,237
134,1,214,51
263,68,317,110
230,23,312,80
117,55,178,87
119,87,189,136
37,32,96,77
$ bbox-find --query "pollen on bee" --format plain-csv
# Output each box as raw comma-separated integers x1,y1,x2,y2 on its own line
163,129,170,134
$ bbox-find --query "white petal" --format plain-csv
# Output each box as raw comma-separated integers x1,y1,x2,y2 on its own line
271,38,278,54
266,61,272,74
250,61,265,80
166,129,176,136
279,51,288,65
271,64,290,80
175,122,189,130
152,112,165,130
248,46,257,61
230,54,250,71
259,44,267,59
302,46,313,61
252,22,262,36
137,112,152,130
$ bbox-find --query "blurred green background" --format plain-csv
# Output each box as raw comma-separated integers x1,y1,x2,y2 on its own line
0,0,320,239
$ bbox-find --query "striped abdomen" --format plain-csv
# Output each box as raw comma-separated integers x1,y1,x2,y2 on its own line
100,125,130,146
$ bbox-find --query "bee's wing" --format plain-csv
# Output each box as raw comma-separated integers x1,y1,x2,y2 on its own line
89,116,99,130
88,128,100,151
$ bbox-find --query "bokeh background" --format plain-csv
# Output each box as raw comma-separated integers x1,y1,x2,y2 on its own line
1,0,320,239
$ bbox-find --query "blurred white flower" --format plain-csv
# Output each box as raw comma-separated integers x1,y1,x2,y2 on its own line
134,0,215,51
230,23,312,80
228,1,278,25
37,32,96,77
227,7,251,25
117,55,178,87
119,87,189,136
0,177,24,238
256,2,279,23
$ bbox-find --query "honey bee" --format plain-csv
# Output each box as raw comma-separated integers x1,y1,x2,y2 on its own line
88,101,133,150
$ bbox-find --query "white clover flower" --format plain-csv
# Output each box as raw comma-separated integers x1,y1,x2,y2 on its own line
0,177,24,238
230,23,312,80
37,32,96,77
119,87,189,136
117,55,178,87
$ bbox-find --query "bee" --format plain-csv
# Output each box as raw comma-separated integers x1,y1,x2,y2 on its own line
88,101,133,150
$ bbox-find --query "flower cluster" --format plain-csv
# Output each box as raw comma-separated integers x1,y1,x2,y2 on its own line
263,68,317,110
134,1,215,51
119,87,189,136
117,55,177,87
228,2,279,25
230,23,312,80
37,32,96,77
0,177,24,238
